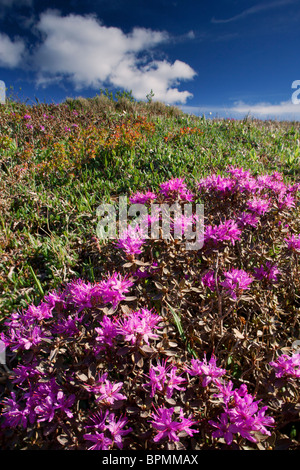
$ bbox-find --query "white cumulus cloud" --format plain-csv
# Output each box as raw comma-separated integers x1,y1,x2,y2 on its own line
231,100,300,117
32,10,196,104
181,99,300,121
0,32,25,68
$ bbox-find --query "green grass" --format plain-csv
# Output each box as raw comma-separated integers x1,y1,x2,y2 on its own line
0,94,300,320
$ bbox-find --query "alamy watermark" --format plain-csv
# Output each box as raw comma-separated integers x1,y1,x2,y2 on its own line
291,80,300,104
96,197,204,251
0,80,5,104
0,340,6,365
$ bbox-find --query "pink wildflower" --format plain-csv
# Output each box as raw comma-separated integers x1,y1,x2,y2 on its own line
86,373,126,405
116,308,162,346
201,270,218,291
269,352,300,379
94,272,134,308
204,219,241,247
186,353,226,386
246,197,271,215
95,315,118,350
129,190,157,204
236,211,259,228
150,406,198,443
83,432,112,450
116,224,146,256
253,262,280,283
106,413,132,449
198,174,236,196
143,359,186,398
209,412,236,445
284,234,300,253
220,268,253,300
160,178,194,202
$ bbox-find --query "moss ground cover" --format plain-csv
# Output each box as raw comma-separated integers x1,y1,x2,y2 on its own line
0,94,299,450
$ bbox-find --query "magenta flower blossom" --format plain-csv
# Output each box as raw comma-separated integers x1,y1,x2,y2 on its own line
209,412,237,445
160,178,194,202
226,166,260,194
172,213,198,239
204,219,241,247
116,308,162,346
144,360,168,397
269,352,300,379
33,386,75,423
83,411,131,450
1,392,28,428
213,379,235,406
95,315,118,351
246,197,271,215
116,224,146,256
43,289,67,312
201,270,218,291
64,279,99,313
85,409,108,430
225,384,275,442
239,177,260,194
106,413,132,449
220,268,253,300
210,381,275,445
253,262,280,283
236,211,259,228
26,301,53,320
277,193,295,210
83,432,112,450
1,312,51,352
23,114,31,120
185,353,226,386
198,174,236,196
226,166,251,180
288,182,300,194
150,406,198,443
86,374,126,406
166,367,186,398
129,190,157,204
284,233,300,253
7,379,76,426
95,272,134,308
11,363,43,386
51,315,79,337
143,359,186,398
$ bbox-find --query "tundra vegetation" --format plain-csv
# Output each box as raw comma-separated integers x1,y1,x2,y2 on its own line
0,90,299,450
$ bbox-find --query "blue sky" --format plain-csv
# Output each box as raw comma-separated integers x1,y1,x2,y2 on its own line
1,0,300,119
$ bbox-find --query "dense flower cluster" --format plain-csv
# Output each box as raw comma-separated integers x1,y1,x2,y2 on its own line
269,352,300,379
159,178,194,202
209,382,275,445
1,165,299,450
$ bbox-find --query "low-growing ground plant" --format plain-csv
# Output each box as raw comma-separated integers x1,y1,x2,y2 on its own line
1,166,299,450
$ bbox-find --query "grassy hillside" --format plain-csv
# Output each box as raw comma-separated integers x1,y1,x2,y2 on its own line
1,94,300,320
1,93,300,450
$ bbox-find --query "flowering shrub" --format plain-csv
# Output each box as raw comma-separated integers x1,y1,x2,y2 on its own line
1,166,300,450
